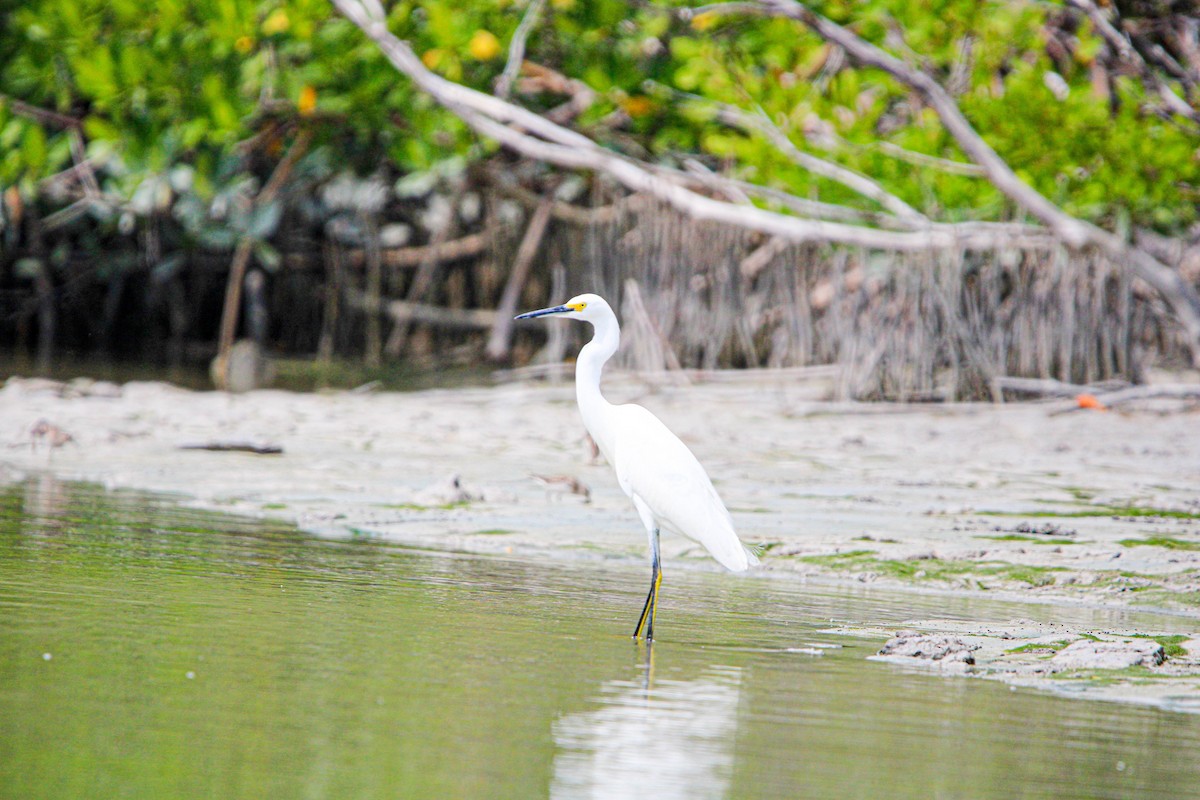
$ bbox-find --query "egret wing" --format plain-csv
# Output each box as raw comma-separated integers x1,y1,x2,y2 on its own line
611,404,755,572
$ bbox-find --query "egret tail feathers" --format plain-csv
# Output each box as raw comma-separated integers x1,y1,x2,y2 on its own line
712,539,760,572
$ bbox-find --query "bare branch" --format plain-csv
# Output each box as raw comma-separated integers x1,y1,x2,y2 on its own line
358,0,386,23
331,0,595,152
330,0,1200,357
748,0,1092,247
0,94,83,129
740,236,790,280
653,161,1054,245
349,230,490,268
215,129,312,382
486,172,649,225
734,106,924,221
517,61,596,123
1065,0,1199,124
460,106,1051,250
684,3,763,20
67,129,101,198
681,158,753,204
649,163,911,227
871,141,986,177
334,0,1050,248
348,292,500,330
486,189,555,360
684,88,987,177
495,0,545,100
41,199,93,232
651,82,926,221
332,1,1054,252
740,0,1200,360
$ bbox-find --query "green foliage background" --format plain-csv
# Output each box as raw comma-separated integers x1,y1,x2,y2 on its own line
1,0,1197,242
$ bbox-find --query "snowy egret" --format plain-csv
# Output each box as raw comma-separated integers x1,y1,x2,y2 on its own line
515,293,758,641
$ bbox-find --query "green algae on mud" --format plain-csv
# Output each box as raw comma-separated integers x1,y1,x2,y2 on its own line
796,550,1066,588
793,547,1200,613
1132,634,1191,658
982,503,1200,520
1119,536,1200,551
377,500,472,511
979,534,1081,545
1005,640,1073,655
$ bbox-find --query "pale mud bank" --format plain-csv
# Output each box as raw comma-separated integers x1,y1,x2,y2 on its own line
3,373,1200,709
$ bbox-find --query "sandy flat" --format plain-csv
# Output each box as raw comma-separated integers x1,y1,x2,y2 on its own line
3,372,1199,708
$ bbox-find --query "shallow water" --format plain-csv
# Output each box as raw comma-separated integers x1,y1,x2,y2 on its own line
2,479,1199,799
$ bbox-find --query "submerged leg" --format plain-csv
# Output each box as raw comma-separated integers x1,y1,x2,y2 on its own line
632,526,662,640
633,554,662,642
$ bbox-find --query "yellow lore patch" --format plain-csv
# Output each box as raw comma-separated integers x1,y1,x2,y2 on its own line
568,302,587,312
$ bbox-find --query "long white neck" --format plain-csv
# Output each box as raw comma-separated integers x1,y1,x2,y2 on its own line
575,314,620,459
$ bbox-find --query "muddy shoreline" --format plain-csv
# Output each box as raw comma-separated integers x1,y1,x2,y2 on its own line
3,373,1199,709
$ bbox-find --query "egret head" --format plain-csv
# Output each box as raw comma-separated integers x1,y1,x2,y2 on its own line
514,293,612,324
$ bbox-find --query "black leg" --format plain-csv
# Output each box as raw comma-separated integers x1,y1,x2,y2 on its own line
632,528,662,640
647,562,662,641
632,558,659,639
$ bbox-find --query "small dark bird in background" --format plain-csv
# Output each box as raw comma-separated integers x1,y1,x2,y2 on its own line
30,419,75,453
532,474,591,504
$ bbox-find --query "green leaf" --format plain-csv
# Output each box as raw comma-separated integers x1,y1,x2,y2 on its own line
253,240,281,271
21,123,47,174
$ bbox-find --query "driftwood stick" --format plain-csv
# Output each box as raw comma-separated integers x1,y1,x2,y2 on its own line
1097,384,1200,406
992,376,1097,398
179,441,284,455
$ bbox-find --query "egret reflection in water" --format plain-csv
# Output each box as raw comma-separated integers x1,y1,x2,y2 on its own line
551,658,743,800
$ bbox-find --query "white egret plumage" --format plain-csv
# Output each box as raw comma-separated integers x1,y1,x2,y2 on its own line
515,293,758,640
